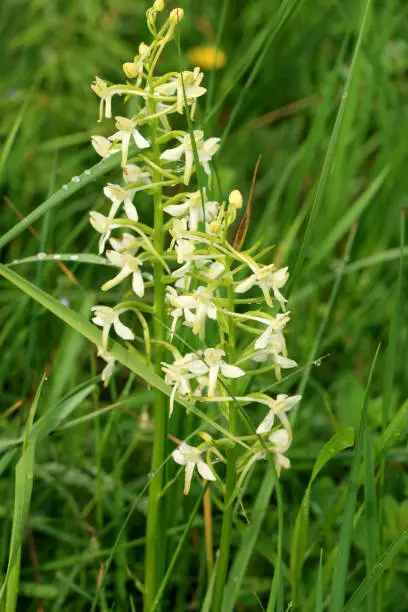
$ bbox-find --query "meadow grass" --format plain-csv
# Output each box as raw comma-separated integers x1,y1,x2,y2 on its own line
0,0,407,610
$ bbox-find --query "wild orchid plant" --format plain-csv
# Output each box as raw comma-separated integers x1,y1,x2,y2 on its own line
89,1,300,609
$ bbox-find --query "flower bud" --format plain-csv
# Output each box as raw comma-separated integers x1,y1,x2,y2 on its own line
169,7,184,24
229,189,243,209
209,220,221,234
123,62,138,78
139,42,150,57
153,0,165,10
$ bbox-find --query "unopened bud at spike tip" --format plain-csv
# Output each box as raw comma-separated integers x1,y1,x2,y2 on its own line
169,7,184,24
153,0,165,11
229,189,243,209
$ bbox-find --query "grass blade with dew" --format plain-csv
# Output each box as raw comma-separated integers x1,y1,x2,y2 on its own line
0,263,193,411
328,345,380,612
0,150,121,252
0,376,46,609
289,0,373,293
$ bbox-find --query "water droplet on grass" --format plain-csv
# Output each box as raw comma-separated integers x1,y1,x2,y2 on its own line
70,254,79,261
37,252,46,260
72,176,80,183
84,169,91,176
62,184,68,190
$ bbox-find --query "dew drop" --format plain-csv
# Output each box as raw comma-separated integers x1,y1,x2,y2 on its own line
62,184,68,190
314,358,322,367
53,254,61,260
37,252,46,260
60,297,70,307
72,175,81,183
70,254,79,261
12,259,19,264
84,169,91,176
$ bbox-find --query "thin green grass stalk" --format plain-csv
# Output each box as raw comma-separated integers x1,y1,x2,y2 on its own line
314,551,324,612
212,267,237,612
144,87,168,612
377,211,405,611
292,223,357,425
363,431,377,612
289,0,372,294
150,486,207,611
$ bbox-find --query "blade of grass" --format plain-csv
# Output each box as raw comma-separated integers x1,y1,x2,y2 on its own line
290,428,355,605
344,527,408,612
363,431,377,612
289,0,372,292
308,166,389,269
0,376,45,609
314,551,324,612
329,345,380,612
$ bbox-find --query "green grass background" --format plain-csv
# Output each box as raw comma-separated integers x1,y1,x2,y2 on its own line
0,0,407,609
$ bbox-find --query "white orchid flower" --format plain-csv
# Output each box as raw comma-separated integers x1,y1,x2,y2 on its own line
123,163,152,187
103,184,138,221
160,130,220,185
267,429,291,475
167,286,217,340
91,135,118,158
97,347,116,384
91,77,114,120
252,330,297,376
92,305,134,350
156,67,206,116
235,264,289,308
256,394,302,434
161,353,207,415
89,211,118,254
202,348,245,397
172,442,216,494
109,232,140,254
102,250,144,297
164,190,219,231
109,116,150,166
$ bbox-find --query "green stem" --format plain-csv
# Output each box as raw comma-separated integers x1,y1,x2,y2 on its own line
212,270,237,612
144,96,168,611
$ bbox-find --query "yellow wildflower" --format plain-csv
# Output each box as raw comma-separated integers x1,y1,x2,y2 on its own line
187,45,227,70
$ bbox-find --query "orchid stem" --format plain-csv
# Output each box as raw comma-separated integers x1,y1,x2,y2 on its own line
144,87,168,611
212,265,237,611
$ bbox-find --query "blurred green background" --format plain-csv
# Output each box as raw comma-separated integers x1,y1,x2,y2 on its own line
0,0,407,609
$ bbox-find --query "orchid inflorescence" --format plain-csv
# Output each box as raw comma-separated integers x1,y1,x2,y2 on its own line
89,0,301,496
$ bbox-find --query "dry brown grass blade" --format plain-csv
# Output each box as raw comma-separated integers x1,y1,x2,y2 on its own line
233,155,262,251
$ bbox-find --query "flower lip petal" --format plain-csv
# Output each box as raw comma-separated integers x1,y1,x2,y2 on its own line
197,460,216,481
220,363,245,378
